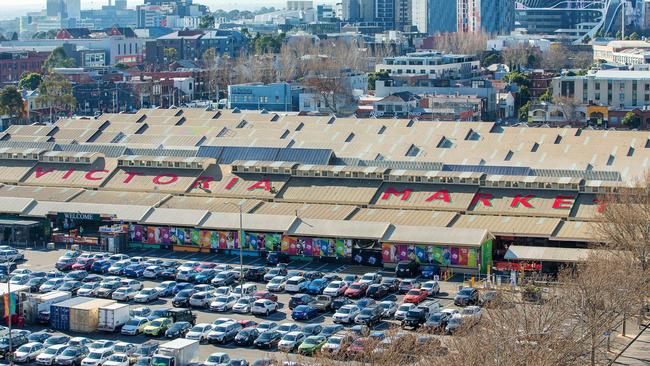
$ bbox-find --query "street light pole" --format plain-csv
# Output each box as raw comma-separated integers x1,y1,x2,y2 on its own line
225,202,244,295
4,258,15,366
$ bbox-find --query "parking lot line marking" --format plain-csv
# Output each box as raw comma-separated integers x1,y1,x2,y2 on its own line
313,263,330,272
296,261,313,270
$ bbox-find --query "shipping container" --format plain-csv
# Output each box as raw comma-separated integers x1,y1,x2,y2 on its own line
98,303,130,332
49,297,94,331
69,299,116,333
21,291,71,323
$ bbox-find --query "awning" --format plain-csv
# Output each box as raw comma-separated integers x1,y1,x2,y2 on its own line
0,197,36,214
141,208,210,227
0,219,41,227
551,220,599,242
201,212,297,233
452,215,561,238
504,245,597,263
24,201,153,222
287,218,390,240
382,225,491,247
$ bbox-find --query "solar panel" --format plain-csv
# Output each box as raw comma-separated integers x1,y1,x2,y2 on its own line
196,146,224,159
127,148,197,158
218,147,281,164
442,164,532,176
276,148,333,165
56,143,127,157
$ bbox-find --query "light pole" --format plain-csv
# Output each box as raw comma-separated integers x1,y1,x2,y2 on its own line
225,202,244,295
3,257,16,366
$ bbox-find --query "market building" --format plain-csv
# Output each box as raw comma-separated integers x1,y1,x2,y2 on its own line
0,108,641,274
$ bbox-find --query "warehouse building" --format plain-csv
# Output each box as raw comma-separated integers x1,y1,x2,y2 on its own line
0,108,642,274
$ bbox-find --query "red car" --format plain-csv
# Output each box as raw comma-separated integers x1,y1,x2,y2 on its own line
253,290,278,302
195,262,216,272
71,258,94,271
346,337,368,358
344,282,369,299
238,319,257,328
403,288,429,304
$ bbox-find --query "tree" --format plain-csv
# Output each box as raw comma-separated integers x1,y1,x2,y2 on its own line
541,44,570,71
553,95,580,125
616,30,623,40
622,111,641,129
481,53,502,67
202,48,218,101
431,32,488,55
368,70,389,90
253,33,285,54
0,86,25,121
198,14,215,29
518,100,531,121
43,46,75,71
503,71,531,88
163,48,178,63
114,63,129,70
538,90,553,102
18,72,43,91
629,32,639,40
36,73,77,123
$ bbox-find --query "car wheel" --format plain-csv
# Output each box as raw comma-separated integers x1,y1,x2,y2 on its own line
265,310,270,316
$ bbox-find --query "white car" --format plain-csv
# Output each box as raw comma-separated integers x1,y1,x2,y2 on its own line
256,321,278,332
36,345,67,365
394,303,416,321
204,352,230,366
185,323,213,343
232,297,254,314
120,279,143,291
81,350,114,366
176,269,197,282
209,295,238,312
278,331,305,352
323,281,347,297
143,266,163,279
421,281,440,296
460,305,483,320
275,322,301,336
189,291,217,308
321,334,353,356
121,318,148,335
108,254,129,263
133,288,159,303
214,286,231,296
359,272,382,285
332,305,360,324
102,353,130,366
39,278,64,292
77,283,101,297
0,249,24,261
378,300,398,318
231,283,258,297
285,276,309,293
112,287,136,301
88,340,116,352
251,299,278,316
266,276,287,292
14,342,44,363
129,256,146,264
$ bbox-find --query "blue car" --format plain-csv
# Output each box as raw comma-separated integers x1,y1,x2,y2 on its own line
195,269,217,284
306,279,329,295
291,305,319,321
124,264,145,278
172,282,194,295
420,264,439,279
155,281,177,297
91,260,111,273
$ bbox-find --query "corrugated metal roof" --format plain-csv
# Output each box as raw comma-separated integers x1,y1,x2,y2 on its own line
0,141,56,150
504,245,597,263
276,148,333,165
127,148,198,157
531,168,621,182
382,224,490,247
287,218,390,240
196,145,224,159
57,143,127,157
443,164,532,176
219,147,281,164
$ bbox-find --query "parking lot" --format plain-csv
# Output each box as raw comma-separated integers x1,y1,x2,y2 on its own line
12,248,467,364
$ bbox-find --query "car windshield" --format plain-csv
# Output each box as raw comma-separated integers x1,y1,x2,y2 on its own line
101,282,118,289
461,308,477,315
150,320,163,327
43,347,60,355
269,269,280,275
170,323,187,330
360,309,374,315
177,290,193,297
283,334,298,341
207,355,224,362
109,355,127,362
270,278,282,284
350,283,361,289
141,289,155,295
193,294,205,299
429,314,443,321
259,331,275,340
459,289,473,296
362,274,374,280
126,319,141,326
237,298,251,305
338,307,351,314
88,352,103,359
61,349,79,356
277,325,292,332
304,336,324,345
327,338,342,345
17,345,33,352
191,325,207,332
407,290,420,295
81,284,96,289
398,305,412,311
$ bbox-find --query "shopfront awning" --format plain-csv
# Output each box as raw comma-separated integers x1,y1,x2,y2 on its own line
0,197,36,214
382,225,491,247
287,218,390,240
0,219,41,227
141,208,210,227
504,245,597,263
24,201,153,222
201,212,297,233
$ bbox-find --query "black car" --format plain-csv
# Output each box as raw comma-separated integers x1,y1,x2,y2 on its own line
454,288,479,306
134,341,159,357
265,252,289,266
254,330,282,349
160,268,177,280
424,312,451,333
381,277,400,293
234,328,260,346
166,308,197,325
165,321,193,338
27,277,47,292
161,260,180,268
331,296,352,311
172,289,196,307
395,260,419,278
0,334,28,358
402,308,427,330
244,267,267,282
288,294,314,310
28,331,52,343
354,306,382,326
303,271,322,281
366,284,390,300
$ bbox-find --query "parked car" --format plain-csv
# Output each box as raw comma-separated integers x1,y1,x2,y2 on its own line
143,318,173,337
344,282,368,298
320,334,353,357
210,272,236,287
14,342,44,363
277,331,305,353
253,331,282,349
404,289,429,304
204,352,230,366
311,295,332,312
454,288,479,307
263,268,287,282
195,270,217,284
395,260,419,278
189,291,217,309
56,346,89,366
265,252,289,266
103,354,130,366
381,277,400,293
297,336,326,356
265,276,287,292
112,287,137,302
95,281,121,298
123,264,145,278
421,281,440,296
252,291,277,302
424,312,452,333
120,279,143,291
244,267,266,282
401,308,428,330
232,297,254,314
420,264,439,279
36,345,68,366
107,261,129,276
39,278,65,293
331,296,352,311
77,283,100,297
251,299,278,316
234,328,259,346
359,272,381,285
90,260,111,274
143,266,163,279
232,284,258,298
55,258,75,271
306,279,329,295
64,270,88,281
323,281,347,297
284,276,309,293
154,281,177,297
121,318,149,336
354,306,382,326
365,284,390,300
27,277,48,292
209,295,238,312
80,349,112,366
377,300,398,318
185,323,213,343
291,305,319,321
206,321,242,344
172,289,196,308
398,279,419,294
59,281,82,295
332,305,360,324
172,283,194,295
394,303,416,321
276,323,301,336
288,294,314,310
165,322,192,339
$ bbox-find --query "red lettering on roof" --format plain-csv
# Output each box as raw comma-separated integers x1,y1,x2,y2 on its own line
153,173,178,185
381,187,412,201
425,189,451,203
552,195,575,209
84,170,108,181
192,176,214,189
34,167,55,178
511,194,535,208
123,171,143,184
471,192,494,207
247,178,270,191
225,177,239,190
61,168,75,180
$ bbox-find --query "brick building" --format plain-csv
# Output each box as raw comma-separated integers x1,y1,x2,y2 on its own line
0,50,49,85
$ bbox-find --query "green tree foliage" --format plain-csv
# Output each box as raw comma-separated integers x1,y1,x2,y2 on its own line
629,32,639,40
36,73,77,122
367,70,390,90
18,72,43,91
519,101,531,122
481,53,501,67
163,48,179,63
503,71,531,88
199,14,215,29
253,33,285,54
114,63,129,70
616,30,623,40
622,112,641,129
43,47,76,71
538,90,553,102
0,86,25,120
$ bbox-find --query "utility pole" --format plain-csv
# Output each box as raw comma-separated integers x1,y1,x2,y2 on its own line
622,0,625,40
